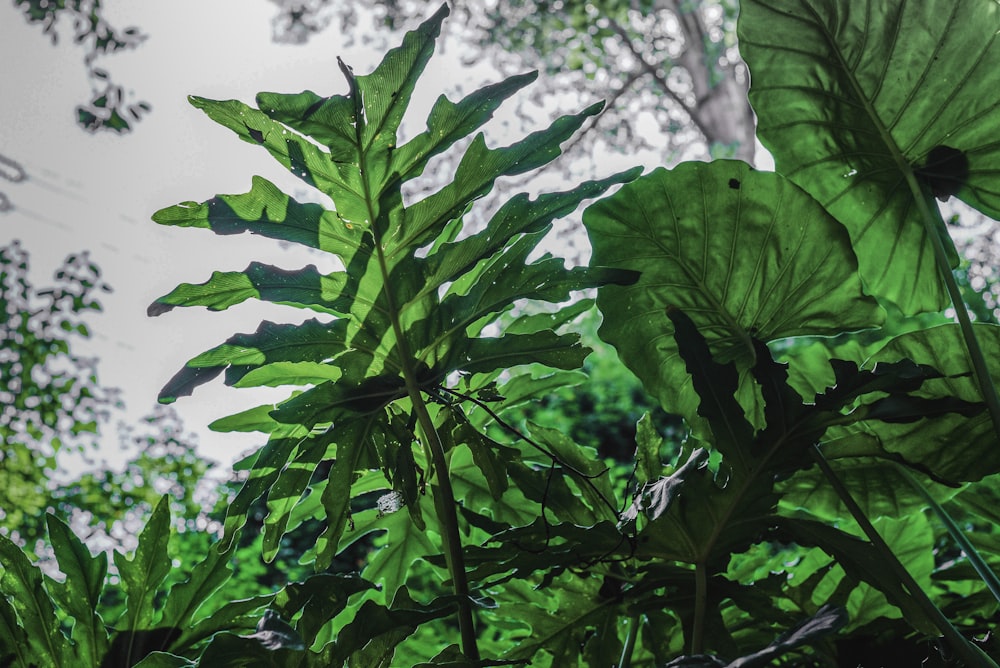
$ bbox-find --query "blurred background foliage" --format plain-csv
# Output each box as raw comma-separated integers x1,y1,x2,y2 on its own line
13,0,150,134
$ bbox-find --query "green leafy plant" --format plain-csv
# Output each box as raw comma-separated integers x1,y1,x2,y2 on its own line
0,497,277,668
8,1,1000,665
144,1,1000,664
148,3,637,662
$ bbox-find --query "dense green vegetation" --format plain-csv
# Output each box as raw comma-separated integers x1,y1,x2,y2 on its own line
5,1,1000,665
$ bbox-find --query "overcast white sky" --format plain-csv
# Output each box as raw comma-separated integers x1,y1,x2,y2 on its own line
1,2,647,473
1,2,460,470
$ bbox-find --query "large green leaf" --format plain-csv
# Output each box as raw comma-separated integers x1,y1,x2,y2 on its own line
780,324,1000,519
614,309,977,646
0,532,72,666
490,575,620,664
853,324,1000,482
778,458,951,522
153,3,638,410
739,0,1000,313
45,514,109,666
584,161,882,431
779,516,938,634
113,496,173,634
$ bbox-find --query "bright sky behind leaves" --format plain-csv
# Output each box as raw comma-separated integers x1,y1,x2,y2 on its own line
1,1,681,476
0,2,512,470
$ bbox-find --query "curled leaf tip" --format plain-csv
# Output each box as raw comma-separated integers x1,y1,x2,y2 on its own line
146,300,173,317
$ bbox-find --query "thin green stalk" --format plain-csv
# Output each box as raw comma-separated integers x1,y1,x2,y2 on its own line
898,466,1000,606
370,225,478,658
905,173,1000,448
691,561,707,655
812,446,998,668
365,154,479,659
405,379,480,661
619,615,639,668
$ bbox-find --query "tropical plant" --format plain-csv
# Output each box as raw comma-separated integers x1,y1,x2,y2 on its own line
5,1,1000,666
0,495,313,668
147,3,637,662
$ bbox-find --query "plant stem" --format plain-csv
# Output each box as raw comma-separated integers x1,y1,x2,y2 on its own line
368,183,479,658
373,241,478,657
408,391,480,660
812,446,998,668
691,561,707,655
619,615,639,668
898,466,1000,607
906,176,1000,448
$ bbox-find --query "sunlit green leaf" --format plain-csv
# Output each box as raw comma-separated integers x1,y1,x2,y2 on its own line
113,496,172,633
740,0,1000,313
585,161,882,431
45,514,108,665
0,532,72,665
153,3,638,615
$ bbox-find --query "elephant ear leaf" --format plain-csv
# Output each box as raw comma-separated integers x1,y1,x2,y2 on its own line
584,161,881,433
739,0,1000,313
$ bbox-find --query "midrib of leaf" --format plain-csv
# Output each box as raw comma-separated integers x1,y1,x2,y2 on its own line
63,555,103,665
124,566,159,661
25,580,63,668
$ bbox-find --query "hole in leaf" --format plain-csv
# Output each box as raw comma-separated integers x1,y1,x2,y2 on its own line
915,145,969,202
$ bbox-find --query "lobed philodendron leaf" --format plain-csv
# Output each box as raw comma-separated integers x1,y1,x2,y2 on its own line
851,324,1000,482
584,161,882,433
151,4,638,595
740,0,1000,314
780,324,1000,519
